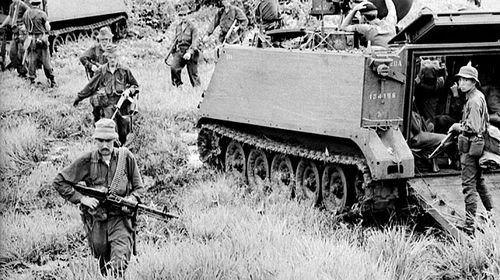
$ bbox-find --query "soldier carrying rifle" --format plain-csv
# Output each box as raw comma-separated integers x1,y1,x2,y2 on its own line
0,0,29,77
53,118,144,277
73,44,139,146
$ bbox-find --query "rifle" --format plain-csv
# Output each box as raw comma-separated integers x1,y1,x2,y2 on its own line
85,61,101,80
429,132,456,159
74,183,180,221
111,87,139,120
222,19,238,45
164,33,181,66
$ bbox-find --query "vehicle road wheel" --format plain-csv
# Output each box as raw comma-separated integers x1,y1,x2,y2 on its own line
77,30,91,42
225,140,246,177
65,32,77,44
295,159,320,206
247,148,269,186
321,164,351,213
270,154,294,197
197,128,222,168
50,35,65,53
91,28,101,41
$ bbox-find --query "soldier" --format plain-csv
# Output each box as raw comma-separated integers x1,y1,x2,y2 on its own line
448,64,493,235
340,0,397,48
53,118,144,277
73,44,139,146
23,0,56,87
206,0,248,44
80,26,113,79
170,5,201,88
254,0,282,32
0,0,29,77
80,26,113,123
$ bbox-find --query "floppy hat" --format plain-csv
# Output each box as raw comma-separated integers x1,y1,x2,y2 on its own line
456,63,480,85
93,119,118,140
97,27,113,40
178,5,191,16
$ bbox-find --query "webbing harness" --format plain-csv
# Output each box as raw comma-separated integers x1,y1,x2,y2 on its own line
90,147,129,195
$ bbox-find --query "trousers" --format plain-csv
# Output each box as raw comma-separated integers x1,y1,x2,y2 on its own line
461,152,493,231
9,28,27,76
170,50,201,87
26,35,54,80
82,211,134,277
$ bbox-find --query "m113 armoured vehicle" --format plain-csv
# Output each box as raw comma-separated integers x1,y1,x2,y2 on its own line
197,2,500,238
0,0,128,53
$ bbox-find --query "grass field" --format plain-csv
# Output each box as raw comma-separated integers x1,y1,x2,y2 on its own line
0,0,499,279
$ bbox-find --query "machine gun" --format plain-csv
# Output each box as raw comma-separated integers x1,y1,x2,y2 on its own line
74,184,180,221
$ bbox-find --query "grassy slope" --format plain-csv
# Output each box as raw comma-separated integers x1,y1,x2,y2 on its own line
1,0,500,279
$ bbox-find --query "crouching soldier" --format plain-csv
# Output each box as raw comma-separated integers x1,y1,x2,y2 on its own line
73,44,139,146
53,118,144,277
80,26,113,123
23,0,56,87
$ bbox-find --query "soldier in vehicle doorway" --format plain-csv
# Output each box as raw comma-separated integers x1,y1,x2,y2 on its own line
254,0,282,32
414,60,447,128
448,63,493,235
23,0,56,87
340,0,397,48
206,0,248,44
0,0,29,77
53,118,144,277
170,4,201,88
80,27,113,123
73,45,139,146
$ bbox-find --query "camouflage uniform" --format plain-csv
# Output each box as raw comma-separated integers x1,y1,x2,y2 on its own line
208,4,248,43
23,4,56,85
171,19,201,87
53,147,144,276
74,62,139,146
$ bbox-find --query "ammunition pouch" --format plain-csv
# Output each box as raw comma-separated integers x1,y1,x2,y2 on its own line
458,134,470,154
89,90,109,107
469,135,485,157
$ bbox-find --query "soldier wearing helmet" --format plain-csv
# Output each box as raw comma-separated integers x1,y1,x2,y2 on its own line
0,0,30,77
340,0,397,48
170,4,201,87
80,27,114,123
448,63,493,236
23,0,57,87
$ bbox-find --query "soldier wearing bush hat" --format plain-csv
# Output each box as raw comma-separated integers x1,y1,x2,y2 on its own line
80,27,114,123
448,62,493,236
53,118,144,277
340,0,397,48
168,4,201,87
74,44,139,146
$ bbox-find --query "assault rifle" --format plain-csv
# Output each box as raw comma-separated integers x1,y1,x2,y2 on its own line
111,87,139,120
164,33,181,66
74,184,180,221
429,132,456,159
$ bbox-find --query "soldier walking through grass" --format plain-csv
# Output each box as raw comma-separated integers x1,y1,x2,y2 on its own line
448,63,494,236
53,118,144,277
80,26,113,123
170,4,201,88
206,0,248,44
23,0,56,87
0,0,29,77
73,44,139,146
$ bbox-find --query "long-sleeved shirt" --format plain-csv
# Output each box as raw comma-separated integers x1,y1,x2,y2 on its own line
255,0,280,23
8,1,29,27
77,62,139,103
53,147,144,205
79,44,108,77
207,4,248,36
23,8,49,35
461,88,489,135
174,19,199,55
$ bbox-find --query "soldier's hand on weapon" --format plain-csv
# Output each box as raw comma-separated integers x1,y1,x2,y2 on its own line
450,82,459,98
91,64,99,72
448,123,462,134
81,196,99,209
121,195,138,214
183,52,192,60
73,97,82,107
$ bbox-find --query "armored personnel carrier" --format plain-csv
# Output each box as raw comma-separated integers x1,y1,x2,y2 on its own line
197,5,500,238
1,0,128,53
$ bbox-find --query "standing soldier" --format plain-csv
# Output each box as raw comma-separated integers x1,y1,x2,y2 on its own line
170,4,201,88
73,44,139,146
0,0,29,77
206,0,248,44
23,0,56,87
448,63,493,236
53,118,144,277
255,0,282,32
80,26,113,123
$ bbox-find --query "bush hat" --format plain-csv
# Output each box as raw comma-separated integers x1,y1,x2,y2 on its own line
178,5,191,16
456,63,480,85
97,27,113,40
103,44,118,57
93,119,118,140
